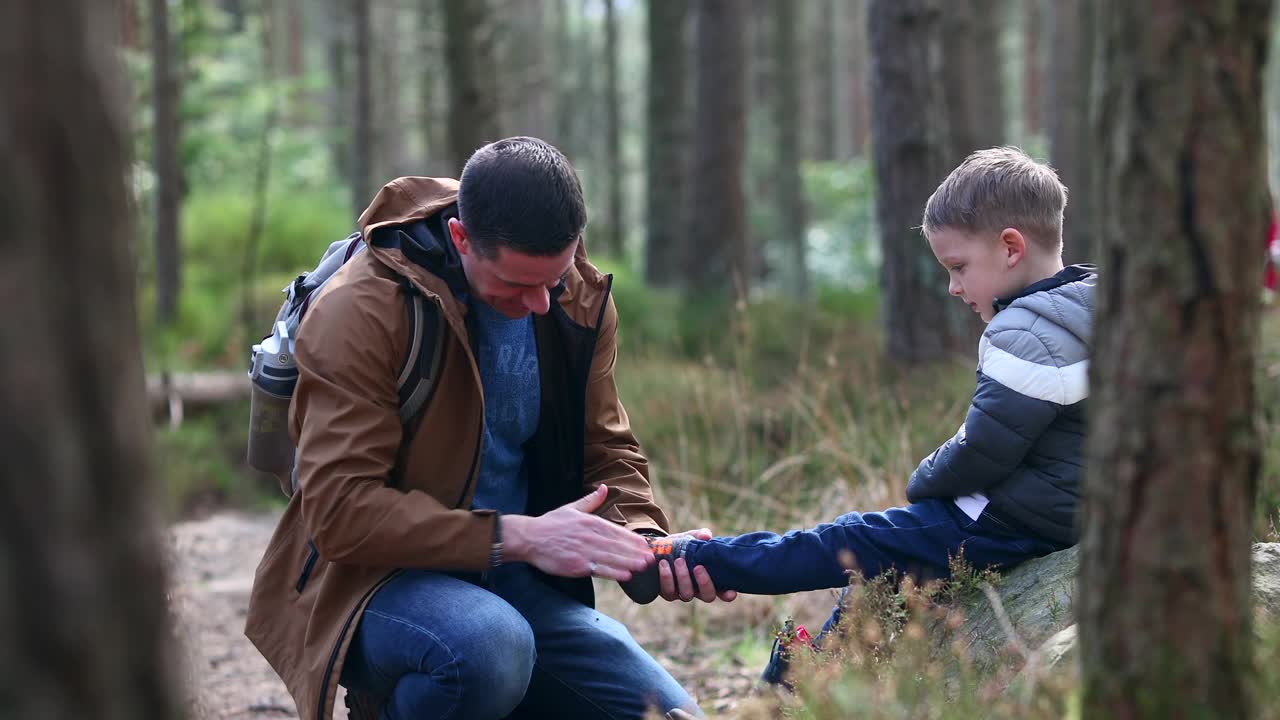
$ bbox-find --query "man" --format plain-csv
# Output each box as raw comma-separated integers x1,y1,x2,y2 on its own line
245,137,729,720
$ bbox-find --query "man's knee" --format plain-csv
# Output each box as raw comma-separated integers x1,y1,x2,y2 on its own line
455,609,536,715
386,602,536,719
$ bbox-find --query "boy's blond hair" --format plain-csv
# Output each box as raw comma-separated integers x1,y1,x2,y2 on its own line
922,146,1068,254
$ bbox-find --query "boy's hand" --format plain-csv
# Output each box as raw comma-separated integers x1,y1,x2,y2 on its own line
658,528,737,604
616,528,738,604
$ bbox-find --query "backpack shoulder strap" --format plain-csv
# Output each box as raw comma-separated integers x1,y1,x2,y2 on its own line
394,277,446,425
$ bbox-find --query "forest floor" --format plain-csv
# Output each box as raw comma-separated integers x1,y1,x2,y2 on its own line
169,512,835,719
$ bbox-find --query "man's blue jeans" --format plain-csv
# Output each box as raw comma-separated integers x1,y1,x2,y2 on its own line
339,563,699,720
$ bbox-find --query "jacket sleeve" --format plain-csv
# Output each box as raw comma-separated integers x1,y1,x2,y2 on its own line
582,295,670,534
906,330,1064,502
291,279,494,570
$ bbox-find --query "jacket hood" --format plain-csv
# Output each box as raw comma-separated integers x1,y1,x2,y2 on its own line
993,264,1097,347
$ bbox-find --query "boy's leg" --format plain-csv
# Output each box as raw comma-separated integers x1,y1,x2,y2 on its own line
683,498,1053,595
490,565,702,719
339,569,536,720
749,500,1060,687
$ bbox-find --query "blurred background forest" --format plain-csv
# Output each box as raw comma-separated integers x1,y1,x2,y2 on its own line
127,0,1280,543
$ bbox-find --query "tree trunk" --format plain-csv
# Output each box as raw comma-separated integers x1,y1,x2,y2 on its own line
325,0,350,198
836,0,870,161
773,0,809,300
687,0,748,297
118,0,139,48
221,0,246,32
502,0,551,139
602,0,624,258
808,0,837,162
1048,0,1096,264
645,0,689,287
554,0,576,153
375,1,408,179
351,0,372,213
151,0,182,326
941,0,1006,161
1022,0,1044,139
869,0,953,364
1080,2,1272,718
0,3,182,717
442,0,501,174
418,0,449,176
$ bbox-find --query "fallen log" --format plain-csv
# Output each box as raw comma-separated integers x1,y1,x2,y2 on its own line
146,371,249,426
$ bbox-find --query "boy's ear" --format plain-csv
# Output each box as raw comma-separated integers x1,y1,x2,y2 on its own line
1000,228,1027,267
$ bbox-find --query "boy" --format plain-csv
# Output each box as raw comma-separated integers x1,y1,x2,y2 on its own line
628,147,1095,679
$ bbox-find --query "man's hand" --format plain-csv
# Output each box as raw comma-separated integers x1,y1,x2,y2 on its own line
658,528,737,604
502,485,653,581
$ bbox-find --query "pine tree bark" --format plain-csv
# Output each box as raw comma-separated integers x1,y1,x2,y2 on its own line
687,0,748,297
1048,0,1096,264
1080,3,1272,718
869,0,953,364
0,2,182,717
808,0,837,162
602,0,624,258
151,0,182,326
1022,0,1044,139
351,0,373,213
443,0,501,174
644,0,689,287
941,0,1006,161
325,0,351,194
773,0,809,300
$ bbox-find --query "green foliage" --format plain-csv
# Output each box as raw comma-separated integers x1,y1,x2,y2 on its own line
142,189,352,367
153,399,283,519
737,560,1071,720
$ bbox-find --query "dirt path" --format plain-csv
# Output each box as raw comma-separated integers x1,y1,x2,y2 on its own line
170,512,832,718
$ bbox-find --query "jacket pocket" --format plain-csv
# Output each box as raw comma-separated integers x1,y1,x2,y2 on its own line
295,540,320,593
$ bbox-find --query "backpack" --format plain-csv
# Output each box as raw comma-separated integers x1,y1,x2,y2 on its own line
246,230,446,497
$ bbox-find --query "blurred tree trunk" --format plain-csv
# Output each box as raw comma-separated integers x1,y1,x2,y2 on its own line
286,0,303,77
325,0,350,192
443,0,500,174
687,0,748,297
118,0,139,48
351,0,372,212
1048,0,1096,264
602,0,623,258
869,0,953,364
941,0,1006,161
808,0,837,161
1022,0,1044,139
645,0,689,287
375,2,408,179
837,0,870,160
503,0,551,139
554,0,576,153
221,0,245,31
0,3,182,718
418,0,449,176
1080,2,1272,718
151,0,182,326
937,0,1002,349
773,0,809,300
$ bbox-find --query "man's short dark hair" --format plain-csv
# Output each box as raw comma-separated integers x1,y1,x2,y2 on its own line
457,136,587,258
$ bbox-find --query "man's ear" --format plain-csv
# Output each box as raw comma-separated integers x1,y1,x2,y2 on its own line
1000,228,1027,268
447,217,469,256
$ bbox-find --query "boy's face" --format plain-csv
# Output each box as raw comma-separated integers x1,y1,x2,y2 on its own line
926,227,1028,323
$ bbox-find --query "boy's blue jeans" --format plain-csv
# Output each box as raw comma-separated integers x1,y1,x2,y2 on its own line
339,563,700,720
733,498,1065,685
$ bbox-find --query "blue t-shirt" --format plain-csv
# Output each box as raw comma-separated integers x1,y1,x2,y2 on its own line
468,300,540,516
